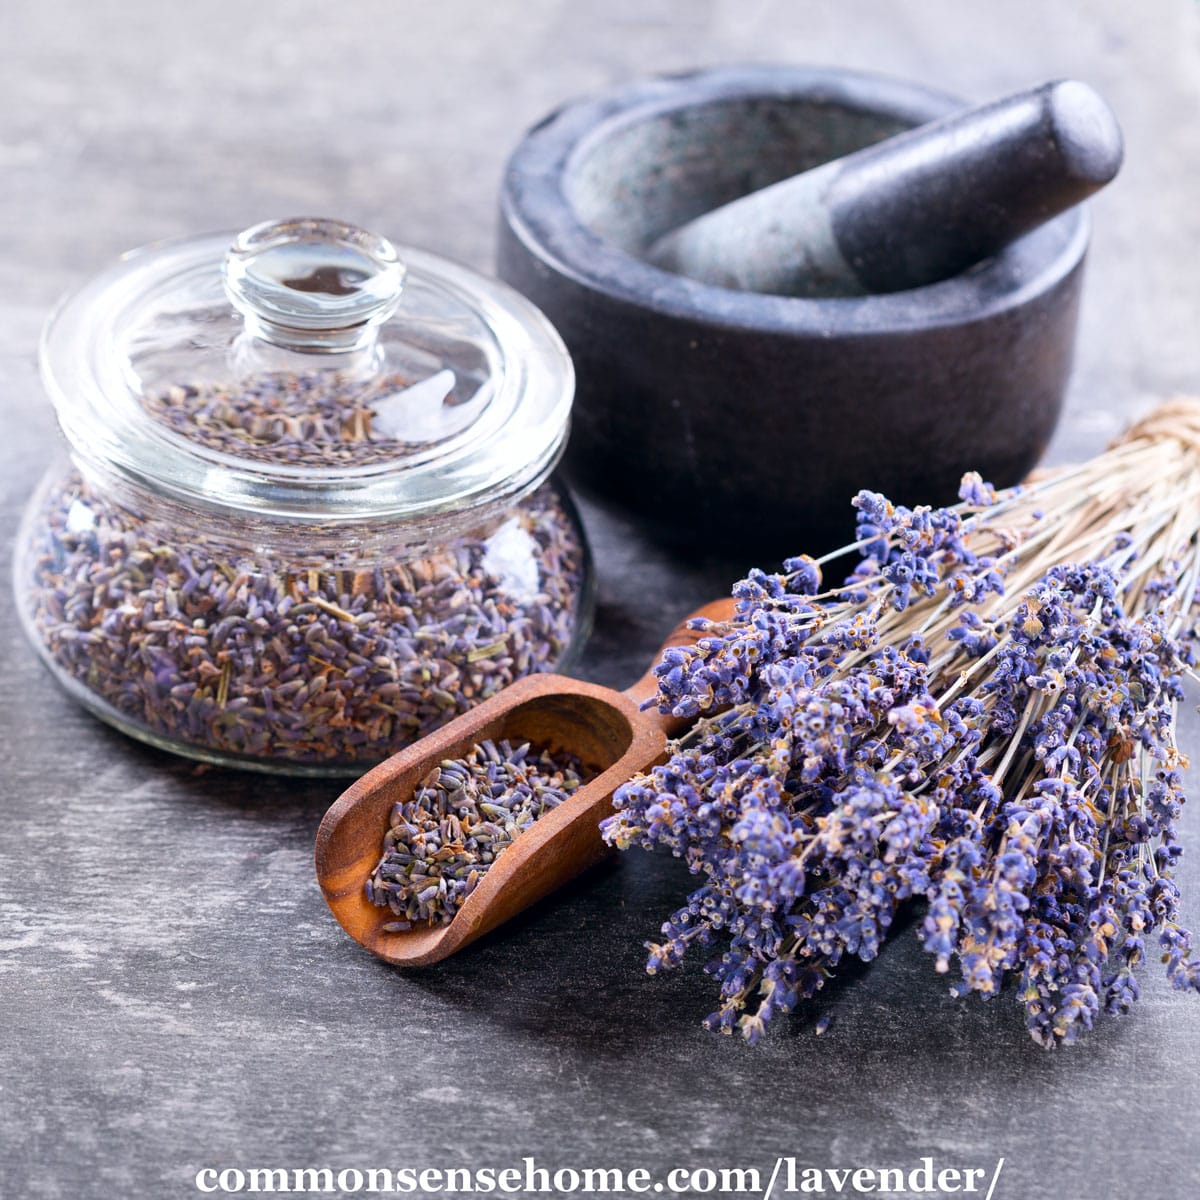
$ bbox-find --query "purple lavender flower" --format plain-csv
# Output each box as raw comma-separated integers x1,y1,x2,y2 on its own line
603,450,1200,1047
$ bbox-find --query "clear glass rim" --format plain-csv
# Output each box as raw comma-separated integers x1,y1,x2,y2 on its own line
40,231,575,527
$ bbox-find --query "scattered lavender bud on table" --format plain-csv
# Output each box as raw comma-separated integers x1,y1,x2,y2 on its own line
367,738,588,926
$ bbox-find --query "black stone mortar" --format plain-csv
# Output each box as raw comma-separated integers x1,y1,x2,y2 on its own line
498,65,1089,555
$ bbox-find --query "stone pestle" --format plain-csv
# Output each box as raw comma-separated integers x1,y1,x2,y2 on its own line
646,79,1123,298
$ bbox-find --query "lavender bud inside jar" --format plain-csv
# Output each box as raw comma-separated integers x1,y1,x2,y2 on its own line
15,217,592,774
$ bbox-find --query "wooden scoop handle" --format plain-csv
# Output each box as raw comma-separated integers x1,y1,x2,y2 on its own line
624,596,738,734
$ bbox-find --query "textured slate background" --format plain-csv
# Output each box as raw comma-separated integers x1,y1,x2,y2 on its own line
2,2,1200,1198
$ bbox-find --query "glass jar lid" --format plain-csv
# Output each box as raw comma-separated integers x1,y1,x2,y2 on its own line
40,217,575,525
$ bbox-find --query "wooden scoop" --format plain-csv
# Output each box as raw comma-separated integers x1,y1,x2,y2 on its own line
314,596,735,967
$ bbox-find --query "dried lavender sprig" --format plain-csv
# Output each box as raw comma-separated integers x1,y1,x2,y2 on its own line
602,402,1200,1047
367,739,586,926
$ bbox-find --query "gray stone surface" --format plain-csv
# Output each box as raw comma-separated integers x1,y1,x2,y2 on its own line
2,2,1200,1198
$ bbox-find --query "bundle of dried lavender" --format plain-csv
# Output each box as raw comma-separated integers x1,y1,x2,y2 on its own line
602,401,1200,1047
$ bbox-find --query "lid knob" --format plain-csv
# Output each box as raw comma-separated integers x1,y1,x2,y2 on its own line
223,217,406,353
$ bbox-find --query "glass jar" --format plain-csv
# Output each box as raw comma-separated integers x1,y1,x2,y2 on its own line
15,217,592,775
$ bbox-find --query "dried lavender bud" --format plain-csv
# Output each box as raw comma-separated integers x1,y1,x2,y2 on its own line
602,420,1200,1049
141,371,439,467
21,472,585,769
367,739,587,926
